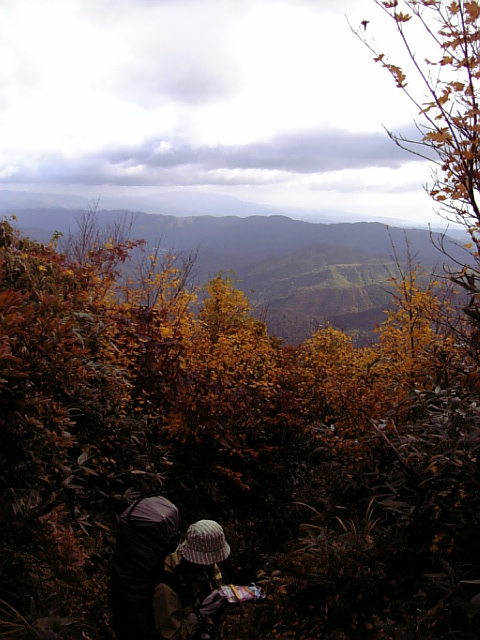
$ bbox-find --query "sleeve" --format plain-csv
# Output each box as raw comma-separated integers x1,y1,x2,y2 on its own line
213,564,223,589
153,582,200,640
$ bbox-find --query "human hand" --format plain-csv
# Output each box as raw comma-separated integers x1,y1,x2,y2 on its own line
198,589,227,616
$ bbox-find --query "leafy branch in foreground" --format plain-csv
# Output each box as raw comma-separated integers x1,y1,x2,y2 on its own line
352,0,480,351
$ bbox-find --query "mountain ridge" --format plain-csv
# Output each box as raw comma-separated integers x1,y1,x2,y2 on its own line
2,198,467,344
0,187,455,229
7,206,464,266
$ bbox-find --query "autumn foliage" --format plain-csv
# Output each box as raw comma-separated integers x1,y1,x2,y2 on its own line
3,5,480,636
1,206,480,640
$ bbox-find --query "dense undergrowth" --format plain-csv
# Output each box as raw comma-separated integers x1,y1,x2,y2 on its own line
1,216,480,639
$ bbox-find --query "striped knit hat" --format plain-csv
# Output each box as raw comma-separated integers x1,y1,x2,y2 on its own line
179,520,231,565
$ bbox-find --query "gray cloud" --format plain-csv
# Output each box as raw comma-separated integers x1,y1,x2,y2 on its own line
220,130,412,172
98,0,243,107
0,126,423,187
106,127,419,172
118,55,238,106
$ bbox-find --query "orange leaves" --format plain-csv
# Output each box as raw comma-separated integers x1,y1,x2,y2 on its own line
449,81,465,92
384,63,407,88
465,1,480,21
360,0,480,236
295,264,461,459
437,88,452,106
2,214,475,640
1,217,136,495
298,326,388,441
179,275,282,429
216,466,251,490
424,128,452,143
39,505,88,568
439,55,454,67
394,11,411,23
377,265,460,393
157,274,309,496
448,1,460,14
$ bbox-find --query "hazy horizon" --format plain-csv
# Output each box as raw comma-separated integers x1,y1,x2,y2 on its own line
0,0,443,227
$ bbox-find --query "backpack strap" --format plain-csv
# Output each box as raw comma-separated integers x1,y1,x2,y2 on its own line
125,498,143,523
158,569,193,608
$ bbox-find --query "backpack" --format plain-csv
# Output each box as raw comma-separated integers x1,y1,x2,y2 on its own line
110,496,180,640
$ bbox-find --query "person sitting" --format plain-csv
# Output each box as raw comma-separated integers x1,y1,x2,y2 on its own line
153,519,231,640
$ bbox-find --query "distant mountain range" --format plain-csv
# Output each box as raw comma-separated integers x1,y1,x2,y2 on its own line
0,188,459,228
1,189,469,344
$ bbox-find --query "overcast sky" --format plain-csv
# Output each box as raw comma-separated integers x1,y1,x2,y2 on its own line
0,0,443,225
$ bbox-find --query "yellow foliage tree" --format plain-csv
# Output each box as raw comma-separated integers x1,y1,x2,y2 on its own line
297,263,460,457
167,275,283,452
376,263,459,393
298,326,387,451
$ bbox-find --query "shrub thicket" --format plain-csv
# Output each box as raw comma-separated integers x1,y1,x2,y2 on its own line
1,213,479,639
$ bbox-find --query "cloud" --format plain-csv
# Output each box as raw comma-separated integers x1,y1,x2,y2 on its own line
83,0,244,107
0,126,422,187
117,52,239,107
302,160,432,194
216,130,412,172
0,0,415,162
99,127,421,177
0,0,432,229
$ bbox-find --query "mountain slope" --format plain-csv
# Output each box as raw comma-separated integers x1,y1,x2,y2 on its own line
235,243,395,343
10,207,463,266
6,206,463,343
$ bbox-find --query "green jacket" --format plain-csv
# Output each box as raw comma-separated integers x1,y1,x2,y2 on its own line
153,551,222,640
